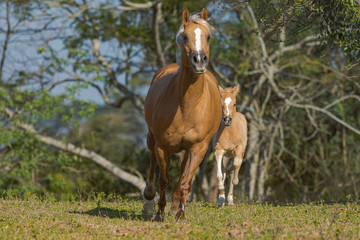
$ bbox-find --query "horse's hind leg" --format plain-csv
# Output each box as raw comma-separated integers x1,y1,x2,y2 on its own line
143,132,157,200
154,145,170,222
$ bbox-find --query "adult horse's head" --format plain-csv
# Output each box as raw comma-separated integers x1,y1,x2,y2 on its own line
219,85,239,126
176,8,215,74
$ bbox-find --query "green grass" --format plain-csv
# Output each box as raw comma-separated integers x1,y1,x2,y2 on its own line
0,196,359,239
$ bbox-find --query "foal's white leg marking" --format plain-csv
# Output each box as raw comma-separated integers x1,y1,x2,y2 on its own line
228,170,235,205
215,149,226,207
215,150,225,184
194,27,202,52
224,97,231,116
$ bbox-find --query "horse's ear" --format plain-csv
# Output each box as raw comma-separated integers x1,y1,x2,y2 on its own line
232,84,240,93
201,8,208,21
182,8,190,25
219,85,224,95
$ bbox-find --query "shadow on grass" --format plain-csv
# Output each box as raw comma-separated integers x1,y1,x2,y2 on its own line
71,207,153,221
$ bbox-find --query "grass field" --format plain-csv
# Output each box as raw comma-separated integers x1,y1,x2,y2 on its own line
0,195,359,239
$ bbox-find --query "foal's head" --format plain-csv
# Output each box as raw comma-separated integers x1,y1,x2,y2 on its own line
176,8,215,74
219,85,240,126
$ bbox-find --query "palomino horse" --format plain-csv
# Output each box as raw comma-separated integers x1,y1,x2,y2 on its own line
213,85,248,207
143,8,222,220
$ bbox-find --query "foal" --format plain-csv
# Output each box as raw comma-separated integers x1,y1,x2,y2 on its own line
213,85,248,207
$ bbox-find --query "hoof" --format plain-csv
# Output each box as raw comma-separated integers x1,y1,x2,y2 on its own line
218,194,225,208
168,207,179,216
143,187,156,201
228,201,234,206
153,214,164,222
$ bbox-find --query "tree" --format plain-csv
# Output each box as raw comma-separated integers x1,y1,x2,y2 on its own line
1,0,359,201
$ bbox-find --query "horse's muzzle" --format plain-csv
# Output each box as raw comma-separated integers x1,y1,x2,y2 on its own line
223,116,232,126
190,51,208,73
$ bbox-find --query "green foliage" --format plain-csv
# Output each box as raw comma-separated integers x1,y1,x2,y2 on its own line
315,0,360,57
1,0,360,202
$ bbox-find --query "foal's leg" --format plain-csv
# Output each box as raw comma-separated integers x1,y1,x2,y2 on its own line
215,148,226,207
232,146,244,185
169,151,188,216
154,146,170,222
143,132,157,200
176,142,208,219
228,169,235,205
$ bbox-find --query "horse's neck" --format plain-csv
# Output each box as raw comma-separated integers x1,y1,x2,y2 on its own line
177,66,206,107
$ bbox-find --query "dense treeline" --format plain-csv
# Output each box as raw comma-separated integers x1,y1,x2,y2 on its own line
0,0,359,202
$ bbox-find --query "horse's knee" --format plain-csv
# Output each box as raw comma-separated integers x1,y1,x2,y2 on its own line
232,177,239,185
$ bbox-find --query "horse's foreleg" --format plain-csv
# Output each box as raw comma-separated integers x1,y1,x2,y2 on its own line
233,146,244,186
144,132,157,201
169,151,188,216
154,146,170,222
176,143,208,219
215,148,226,207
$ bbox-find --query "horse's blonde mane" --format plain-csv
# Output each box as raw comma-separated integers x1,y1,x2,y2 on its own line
176,13,216,65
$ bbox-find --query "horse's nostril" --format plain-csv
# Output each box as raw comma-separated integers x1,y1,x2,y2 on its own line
193,55,198,63
203,55,207,61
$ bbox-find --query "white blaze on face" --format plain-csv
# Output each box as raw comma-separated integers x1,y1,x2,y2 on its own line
194,27,202,56
224,97,232,116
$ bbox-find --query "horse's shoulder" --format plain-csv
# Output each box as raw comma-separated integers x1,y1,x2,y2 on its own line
151,63,179,86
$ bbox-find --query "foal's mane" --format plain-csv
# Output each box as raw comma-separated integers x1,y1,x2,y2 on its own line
176,13,216,65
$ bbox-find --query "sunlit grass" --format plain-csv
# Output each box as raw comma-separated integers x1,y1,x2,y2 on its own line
0,193,359,239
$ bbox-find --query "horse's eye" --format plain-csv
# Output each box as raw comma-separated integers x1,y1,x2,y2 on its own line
183,35,188,42
207,35,210,42
233,104,236,107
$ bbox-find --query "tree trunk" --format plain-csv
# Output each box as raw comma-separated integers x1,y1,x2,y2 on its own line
244,121,260,201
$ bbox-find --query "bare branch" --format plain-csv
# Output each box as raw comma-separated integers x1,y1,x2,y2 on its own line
285,100,360,135
270,34,324,62
91,39,144,111
246,3,268,60
152,2,166,67
323,95,360,110
0,1,11,85
48,77,114,106
210,60,233,85
2,107,146,192
121,0,156,9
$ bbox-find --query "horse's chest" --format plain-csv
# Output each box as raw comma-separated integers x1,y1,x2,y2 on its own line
162,107,213,147
216,129,241,153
